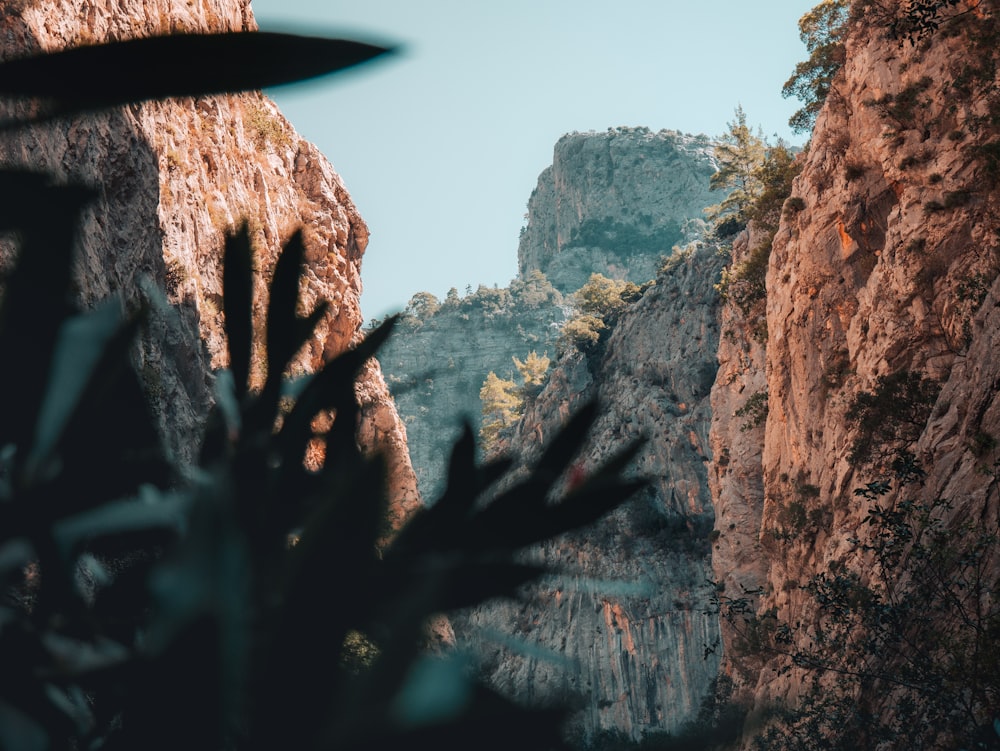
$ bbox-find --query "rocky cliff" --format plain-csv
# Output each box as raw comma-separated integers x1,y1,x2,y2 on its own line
456,242,726,743
376,275,565,501
517,127,717,292
0,0,419,525
381,128,719,504
709,2,1000,743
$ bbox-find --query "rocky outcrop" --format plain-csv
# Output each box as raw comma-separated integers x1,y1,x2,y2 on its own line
517,127,717,292
0,0,419,518
457,243,726,743
382,128,720,505
706,225,769,699
376,277,565,501
709,3,1000,741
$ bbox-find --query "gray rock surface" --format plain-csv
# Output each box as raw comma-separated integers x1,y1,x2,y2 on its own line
456,243,726,743
517,127,717,292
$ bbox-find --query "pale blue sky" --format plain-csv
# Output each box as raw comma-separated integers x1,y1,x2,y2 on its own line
250,0,818,320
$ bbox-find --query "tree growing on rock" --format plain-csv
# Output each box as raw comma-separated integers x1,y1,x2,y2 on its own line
706,105,768,235
783,0,850,134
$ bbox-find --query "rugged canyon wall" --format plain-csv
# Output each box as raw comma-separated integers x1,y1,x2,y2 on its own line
456,242,726,743
710,1,1000,743
0,0,419,525
376,276,565,501
381,128,718,504
517,127,717,292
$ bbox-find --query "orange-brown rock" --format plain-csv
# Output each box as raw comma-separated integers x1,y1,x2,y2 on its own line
0,1,419,521
710,2,1000,743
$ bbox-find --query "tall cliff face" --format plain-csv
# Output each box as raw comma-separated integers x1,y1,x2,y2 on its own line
0,0,419,523
517,127,717,292
381,128,720,504
710,2,1000,737
457,243,725,743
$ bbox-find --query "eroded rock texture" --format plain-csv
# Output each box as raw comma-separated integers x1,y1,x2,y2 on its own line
517,127,717,292
709,3,1000,742
457,243,725,743
0,0,418,521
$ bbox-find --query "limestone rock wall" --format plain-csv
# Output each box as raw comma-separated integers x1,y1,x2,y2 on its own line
457,243,726,742
0,0,419,518
708,2,1000,740
376,288,565,502
706,225,769,699
517,127,717,292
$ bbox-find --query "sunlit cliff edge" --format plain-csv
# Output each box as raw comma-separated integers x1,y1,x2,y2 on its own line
711,3,1000,744
0,0,420,529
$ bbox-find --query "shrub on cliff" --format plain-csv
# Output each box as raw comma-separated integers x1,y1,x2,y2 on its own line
714,140,802,342
0,29,646,750
716,456,1000,751
556,273,647,356
705,105,767,235
783,0,850,134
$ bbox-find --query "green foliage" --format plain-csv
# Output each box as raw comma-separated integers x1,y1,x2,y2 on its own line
782,0,850,134
883,0,965,44
0,28,647,751
246,100,292,150
403,290,441,320
479,371,523,451
845,370,941,467
509,269,563,308
748,144,804,233
736,390,769,432
706,105,768,231
713,139,802,340
479,351,552,453
558,313,607,354
716,241,770,317
556,273,646,356
732,459,1000,751
568,217,682,260
513,350,551,396
573,273,641,319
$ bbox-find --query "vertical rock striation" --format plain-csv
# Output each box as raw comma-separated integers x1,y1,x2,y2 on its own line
457,243,726,743
517,127,717,292
709,3,1000,741
0,0,419,519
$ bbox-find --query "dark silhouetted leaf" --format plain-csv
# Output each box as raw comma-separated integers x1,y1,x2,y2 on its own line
0,32,395,125
222,227,254,401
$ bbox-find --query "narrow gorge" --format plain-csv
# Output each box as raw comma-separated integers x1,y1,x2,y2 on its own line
2,1,998,749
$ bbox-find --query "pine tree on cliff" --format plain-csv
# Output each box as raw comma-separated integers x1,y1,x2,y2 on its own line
706,105,766,233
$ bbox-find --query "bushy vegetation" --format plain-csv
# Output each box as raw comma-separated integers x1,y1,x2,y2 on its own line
557,273,646,355
783,0,850,134
479,351,551,454
718,456,1000,751
845,370,941,467
713,137,802,337
705,106,768,234
0,27,645,751
391,270,563,330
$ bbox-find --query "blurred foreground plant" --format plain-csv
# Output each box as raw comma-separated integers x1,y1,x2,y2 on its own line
0,27,645,751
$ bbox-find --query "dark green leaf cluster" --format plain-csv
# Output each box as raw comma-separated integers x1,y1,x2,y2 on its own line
712,134,801,341
886,0,964,44
720,457,1000,751
782,0,850,134
0,29,646,751
845,370,941,467
735,390,769,432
